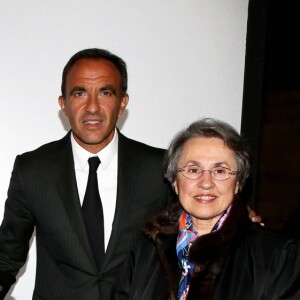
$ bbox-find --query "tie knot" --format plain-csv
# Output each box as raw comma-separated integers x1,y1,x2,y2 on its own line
88,156,100,173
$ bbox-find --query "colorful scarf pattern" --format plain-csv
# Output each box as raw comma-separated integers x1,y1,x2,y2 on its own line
176,207,231,300
176,212,198,299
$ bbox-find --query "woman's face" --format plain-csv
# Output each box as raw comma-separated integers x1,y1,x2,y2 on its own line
174,137,239,232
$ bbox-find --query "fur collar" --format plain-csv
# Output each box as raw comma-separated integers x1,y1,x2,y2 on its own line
143,197,251,299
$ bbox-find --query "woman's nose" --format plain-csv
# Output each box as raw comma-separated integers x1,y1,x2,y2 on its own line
197,170,215,189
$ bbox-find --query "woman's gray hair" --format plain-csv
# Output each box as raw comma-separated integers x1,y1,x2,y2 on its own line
164,118,251,191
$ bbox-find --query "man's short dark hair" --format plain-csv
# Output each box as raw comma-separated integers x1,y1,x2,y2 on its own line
61,48,128,98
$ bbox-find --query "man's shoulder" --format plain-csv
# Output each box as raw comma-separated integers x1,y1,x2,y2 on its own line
118,132,166,157
18,132,70,161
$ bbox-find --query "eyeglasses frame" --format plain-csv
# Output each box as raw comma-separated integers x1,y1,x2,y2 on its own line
177,166,238,181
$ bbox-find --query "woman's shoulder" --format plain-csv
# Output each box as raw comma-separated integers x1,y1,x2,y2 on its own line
216,224,300,300
242,223,300,257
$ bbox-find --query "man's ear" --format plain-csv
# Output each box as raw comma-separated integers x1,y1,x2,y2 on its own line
118,94,129,117
58,96,67,116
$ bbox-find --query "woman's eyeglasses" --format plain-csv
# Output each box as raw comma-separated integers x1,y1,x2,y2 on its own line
177,165,238,181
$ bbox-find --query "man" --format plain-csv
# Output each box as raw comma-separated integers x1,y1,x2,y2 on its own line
0,48,175,299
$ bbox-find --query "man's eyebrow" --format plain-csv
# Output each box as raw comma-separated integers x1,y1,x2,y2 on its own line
69,86,86,96
99,85,117,95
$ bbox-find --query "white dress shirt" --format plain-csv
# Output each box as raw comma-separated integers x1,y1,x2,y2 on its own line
71,129,118,250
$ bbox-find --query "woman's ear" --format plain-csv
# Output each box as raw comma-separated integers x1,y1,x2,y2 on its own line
235,182,240,194
173,180,178,195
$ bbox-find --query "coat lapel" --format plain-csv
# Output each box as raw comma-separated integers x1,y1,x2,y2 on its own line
50,132,98,271
101,132,139,270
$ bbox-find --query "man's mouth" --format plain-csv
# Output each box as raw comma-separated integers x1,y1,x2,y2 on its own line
83,120,102,125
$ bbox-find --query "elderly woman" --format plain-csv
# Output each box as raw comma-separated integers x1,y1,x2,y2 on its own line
113,118,300,300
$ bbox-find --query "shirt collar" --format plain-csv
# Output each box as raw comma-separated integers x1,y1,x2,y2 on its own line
71,129,119,171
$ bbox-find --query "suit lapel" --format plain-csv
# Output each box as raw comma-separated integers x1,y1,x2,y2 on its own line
101,132,138,270
50,132,97,271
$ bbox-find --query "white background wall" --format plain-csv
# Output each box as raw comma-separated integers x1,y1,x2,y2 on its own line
0,0,249,298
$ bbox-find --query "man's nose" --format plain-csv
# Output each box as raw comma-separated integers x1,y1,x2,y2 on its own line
85,94,100,113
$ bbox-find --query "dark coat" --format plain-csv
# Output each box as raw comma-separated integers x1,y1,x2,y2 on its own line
0,131,174,299
282,208,300,240
113,199,300,300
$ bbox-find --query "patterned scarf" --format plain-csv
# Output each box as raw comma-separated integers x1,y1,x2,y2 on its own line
176,207,231,300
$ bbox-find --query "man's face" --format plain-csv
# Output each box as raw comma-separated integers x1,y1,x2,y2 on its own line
59,58,128,153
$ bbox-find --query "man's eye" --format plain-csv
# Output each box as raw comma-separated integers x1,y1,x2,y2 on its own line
101,91,112,96
74,91,85,97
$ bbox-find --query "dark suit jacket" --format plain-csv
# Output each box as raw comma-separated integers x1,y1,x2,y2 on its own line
0,131,174,299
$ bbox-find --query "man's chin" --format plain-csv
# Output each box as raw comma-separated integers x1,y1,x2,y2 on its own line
79,136,113,152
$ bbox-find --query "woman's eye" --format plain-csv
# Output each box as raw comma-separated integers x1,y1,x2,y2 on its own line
214,168,226,174
187,166,200,173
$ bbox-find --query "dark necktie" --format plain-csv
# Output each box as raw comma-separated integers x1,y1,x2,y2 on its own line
82,156,105,270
